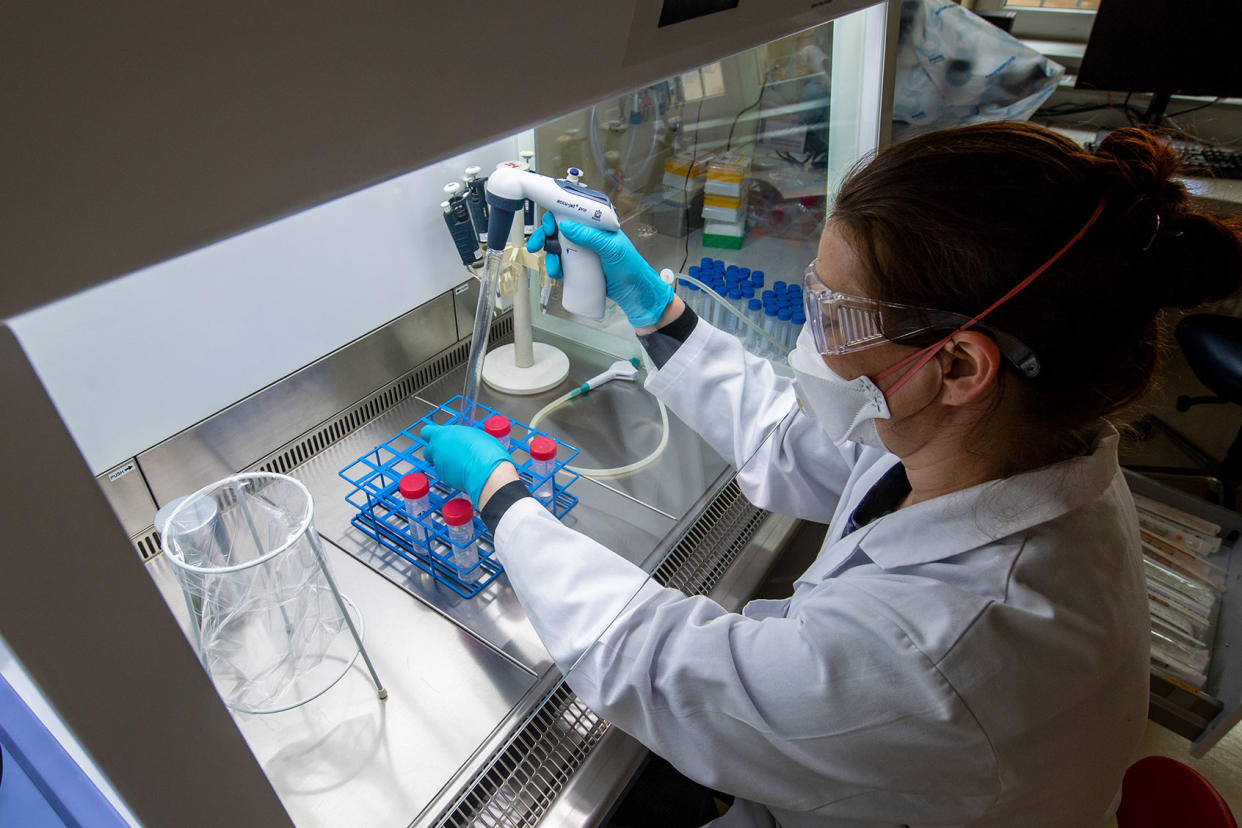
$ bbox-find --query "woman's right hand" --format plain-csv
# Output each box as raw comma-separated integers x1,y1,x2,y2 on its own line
526,213,673,328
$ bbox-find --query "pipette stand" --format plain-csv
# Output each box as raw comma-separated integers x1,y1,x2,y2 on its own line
482,245,570,395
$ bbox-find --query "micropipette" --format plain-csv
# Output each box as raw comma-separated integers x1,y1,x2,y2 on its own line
459,162,621,423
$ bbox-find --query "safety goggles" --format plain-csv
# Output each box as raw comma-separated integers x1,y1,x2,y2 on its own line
801,260,1042,378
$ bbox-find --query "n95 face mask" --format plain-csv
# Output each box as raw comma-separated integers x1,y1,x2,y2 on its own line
788,326,891,449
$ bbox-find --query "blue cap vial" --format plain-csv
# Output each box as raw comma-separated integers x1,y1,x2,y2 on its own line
778,308,793,321
792,311,806,325
700,257,713,268
727,289,743,300
773,281,787,292
741,287,754,299
748,298,762,311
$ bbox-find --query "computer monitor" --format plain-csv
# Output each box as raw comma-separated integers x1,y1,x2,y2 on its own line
1076,0,1242,124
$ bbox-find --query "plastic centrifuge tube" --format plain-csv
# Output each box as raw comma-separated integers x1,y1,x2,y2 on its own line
726,289,744,335
777,307,794,347
529,435,558,508
442,498,479,572
399,473,431,543
483,414,512,451
747,299,764,350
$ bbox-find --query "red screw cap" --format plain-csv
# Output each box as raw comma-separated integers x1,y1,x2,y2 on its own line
399,472,429,500
483,415,511,439
442,497,474,527
529,436,557,462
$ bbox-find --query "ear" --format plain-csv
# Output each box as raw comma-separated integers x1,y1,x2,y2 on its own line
937,331,1001,406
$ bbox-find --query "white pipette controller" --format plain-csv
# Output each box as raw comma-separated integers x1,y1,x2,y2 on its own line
485,162,620,319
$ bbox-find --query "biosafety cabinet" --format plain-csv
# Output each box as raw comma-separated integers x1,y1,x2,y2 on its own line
0,4,898,824
0,3,1228,826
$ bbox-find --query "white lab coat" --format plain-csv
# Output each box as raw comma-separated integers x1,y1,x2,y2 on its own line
492,320,1150,827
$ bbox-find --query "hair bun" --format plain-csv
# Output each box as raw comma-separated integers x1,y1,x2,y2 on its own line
1091,129,1184,213
1091,128,1242,310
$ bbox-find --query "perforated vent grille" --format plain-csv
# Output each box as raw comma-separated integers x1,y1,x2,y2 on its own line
432,481,766,828
255,315,513,477
134,530,162,562
436,685,609,828
653,481,765,596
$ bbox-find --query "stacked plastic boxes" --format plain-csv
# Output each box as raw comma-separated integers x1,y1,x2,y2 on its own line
1134,492,1229,689
652,153,710,238
702,154,750,249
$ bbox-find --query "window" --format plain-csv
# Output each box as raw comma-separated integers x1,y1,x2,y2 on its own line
970,0,1096,40
1004,0,1098,8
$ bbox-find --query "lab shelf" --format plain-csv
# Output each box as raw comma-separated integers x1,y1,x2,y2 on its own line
339,395,580,598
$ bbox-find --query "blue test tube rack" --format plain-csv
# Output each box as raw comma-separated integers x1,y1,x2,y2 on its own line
338,395,580,599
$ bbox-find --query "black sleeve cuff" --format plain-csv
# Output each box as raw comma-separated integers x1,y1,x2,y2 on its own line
481,479,534,535
638,305,699,369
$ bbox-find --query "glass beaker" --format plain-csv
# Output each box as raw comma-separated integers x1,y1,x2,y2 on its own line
161,472,379,713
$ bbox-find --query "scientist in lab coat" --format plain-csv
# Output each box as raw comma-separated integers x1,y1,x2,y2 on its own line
422,123,1242,827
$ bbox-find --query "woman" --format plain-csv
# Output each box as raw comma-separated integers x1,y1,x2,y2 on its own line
422,123,1242,827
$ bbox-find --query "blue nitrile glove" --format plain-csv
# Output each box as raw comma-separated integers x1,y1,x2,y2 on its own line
421,424,514,506
526,213,674,327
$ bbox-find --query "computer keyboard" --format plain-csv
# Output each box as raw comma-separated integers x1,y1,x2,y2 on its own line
1086,132,1242,180
1179,145,1242,180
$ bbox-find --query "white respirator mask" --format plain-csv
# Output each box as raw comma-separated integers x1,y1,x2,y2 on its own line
788,326,891,449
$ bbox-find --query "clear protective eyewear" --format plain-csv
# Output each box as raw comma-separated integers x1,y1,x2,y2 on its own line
801,260,1041,378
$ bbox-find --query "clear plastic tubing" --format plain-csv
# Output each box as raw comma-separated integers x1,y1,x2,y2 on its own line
399,473,431,543
483,414,512,451
529,435,558,506
442,498,479,571
461,247,506,425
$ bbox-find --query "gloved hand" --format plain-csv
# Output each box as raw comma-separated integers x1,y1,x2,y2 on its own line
526,213,674,327
421,424,514,506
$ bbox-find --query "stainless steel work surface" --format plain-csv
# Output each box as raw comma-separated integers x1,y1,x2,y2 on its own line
143,536,538,828
416,332,734,523
292,387,675,675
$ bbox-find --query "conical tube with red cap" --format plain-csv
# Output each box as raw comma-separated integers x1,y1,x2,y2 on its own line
529,436,557,506
399,472,431,543
442,498,479,571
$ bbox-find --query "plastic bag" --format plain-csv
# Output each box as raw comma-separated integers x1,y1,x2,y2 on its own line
892,0,1065,141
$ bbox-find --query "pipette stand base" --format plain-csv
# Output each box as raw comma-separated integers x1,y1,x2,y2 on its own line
482,342,570,395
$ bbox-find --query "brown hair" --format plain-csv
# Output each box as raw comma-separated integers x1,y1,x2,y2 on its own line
832,122,1242,451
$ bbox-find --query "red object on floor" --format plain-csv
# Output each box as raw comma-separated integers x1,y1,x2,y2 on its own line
1116,755,1237,827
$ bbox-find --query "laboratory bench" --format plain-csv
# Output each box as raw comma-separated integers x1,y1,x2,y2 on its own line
128,291,798,828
